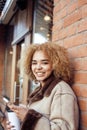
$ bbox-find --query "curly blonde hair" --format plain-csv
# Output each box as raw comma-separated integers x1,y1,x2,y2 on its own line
23,42,73,84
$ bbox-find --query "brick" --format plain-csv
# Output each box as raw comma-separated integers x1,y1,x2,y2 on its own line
69,45,87,58
78,98,87,111
53,2,61,15
64,10,82,27
52,21,63,32
72,84,81,96
58,28,67,39
53,15,58,24
66,24,77,37
82,59,87,70
52,32,59,41
53,7,67,23
55,40,63,46
81,5,87,18
84,32,87,43
64,33,84,48
78,20,87,33
67,1,78,14
81,112,87,127
54,0,60,5
60,7,67,19
74,72,87,84
54,0,70,11
80,86,87,97
52,29,67,41
60,0,68,9
66,0,70,3
74,58,87,71
78,0,87,7
54,12,61,23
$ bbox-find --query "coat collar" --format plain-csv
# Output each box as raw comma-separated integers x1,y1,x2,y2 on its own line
28,74,61,104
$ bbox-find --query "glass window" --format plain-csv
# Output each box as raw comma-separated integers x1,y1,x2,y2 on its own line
28,0,54,94
33,0,53,44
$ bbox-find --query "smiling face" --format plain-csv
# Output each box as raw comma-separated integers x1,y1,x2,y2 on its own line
31,50,53,86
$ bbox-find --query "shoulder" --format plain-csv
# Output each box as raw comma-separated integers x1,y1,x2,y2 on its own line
52,81,77,99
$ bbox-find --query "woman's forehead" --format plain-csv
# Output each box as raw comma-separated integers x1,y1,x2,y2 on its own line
32,50,49,59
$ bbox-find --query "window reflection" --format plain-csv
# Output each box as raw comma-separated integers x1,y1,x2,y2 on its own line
33,0,53,43
34,33,47,43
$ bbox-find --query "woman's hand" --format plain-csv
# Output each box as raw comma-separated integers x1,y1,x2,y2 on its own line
6,121,14,130
7,104,28,121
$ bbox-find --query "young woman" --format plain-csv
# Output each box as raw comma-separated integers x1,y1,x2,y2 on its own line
6,42,79,130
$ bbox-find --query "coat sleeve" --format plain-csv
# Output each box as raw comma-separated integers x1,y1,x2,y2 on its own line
49,93,79,130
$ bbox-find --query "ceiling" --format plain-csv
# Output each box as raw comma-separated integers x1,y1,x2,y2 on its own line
0,0,6,15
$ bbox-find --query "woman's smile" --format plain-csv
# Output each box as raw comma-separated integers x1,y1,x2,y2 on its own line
36,72,45,76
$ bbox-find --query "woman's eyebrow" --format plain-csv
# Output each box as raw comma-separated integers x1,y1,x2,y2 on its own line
41,59,49,61
32,59,49,61
32,59,49,62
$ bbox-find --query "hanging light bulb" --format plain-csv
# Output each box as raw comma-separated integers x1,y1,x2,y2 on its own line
9,51,13,55
44,14,51,21
47,33,50,37
40,27,45,30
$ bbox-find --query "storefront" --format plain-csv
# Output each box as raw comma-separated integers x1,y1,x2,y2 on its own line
0,0,53,105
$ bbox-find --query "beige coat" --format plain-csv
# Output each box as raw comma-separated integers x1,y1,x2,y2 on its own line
22,81,79,130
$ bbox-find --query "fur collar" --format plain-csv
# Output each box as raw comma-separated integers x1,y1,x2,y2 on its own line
28,74,61,104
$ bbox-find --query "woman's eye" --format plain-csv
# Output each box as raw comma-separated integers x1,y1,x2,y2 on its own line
32,62,37,65
42,62,49,64
31,60,49,65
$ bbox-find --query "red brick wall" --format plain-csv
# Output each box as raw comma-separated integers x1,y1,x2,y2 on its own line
0,25,5,97
52,0,87,130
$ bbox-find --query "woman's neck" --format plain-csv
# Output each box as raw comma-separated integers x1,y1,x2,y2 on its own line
40,73,55,88
40,81,45,87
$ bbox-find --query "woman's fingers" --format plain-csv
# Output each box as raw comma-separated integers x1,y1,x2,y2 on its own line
6,121,15,129
7,103,19,112
7,104,28,121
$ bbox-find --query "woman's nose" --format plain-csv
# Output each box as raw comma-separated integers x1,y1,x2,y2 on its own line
36,63,42,69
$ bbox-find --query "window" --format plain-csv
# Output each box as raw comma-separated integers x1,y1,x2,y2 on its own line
28,0,54,95
33,0,53,44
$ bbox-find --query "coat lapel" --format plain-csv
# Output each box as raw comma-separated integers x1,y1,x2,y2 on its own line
28,74,61,104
